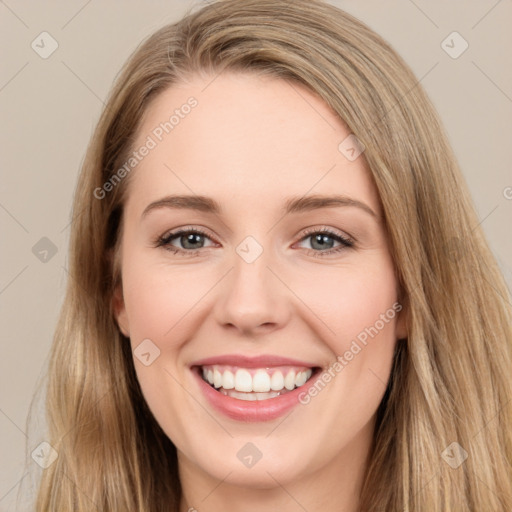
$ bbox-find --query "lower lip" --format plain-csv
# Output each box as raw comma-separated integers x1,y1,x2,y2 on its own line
192,367,316,422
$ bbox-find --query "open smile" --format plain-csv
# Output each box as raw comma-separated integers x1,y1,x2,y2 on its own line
200,365,315,401
190,355,322,421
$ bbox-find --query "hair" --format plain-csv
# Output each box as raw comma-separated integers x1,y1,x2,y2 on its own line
29,0,512,510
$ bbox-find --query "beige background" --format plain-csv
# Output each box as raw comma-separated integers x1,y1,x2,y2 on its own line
1,0,511,509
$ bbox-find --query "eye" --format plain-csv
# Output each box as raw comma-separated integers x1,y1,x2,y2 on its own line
155,226,354,258
295,227,354,257
155,227,217,256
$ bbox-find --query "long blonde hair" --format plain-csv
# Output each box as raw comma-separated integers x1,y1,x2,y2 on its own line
31,0,512,510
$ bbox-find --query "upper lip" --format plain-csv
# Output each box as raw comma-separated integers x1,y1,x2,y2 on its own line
191,354,317,368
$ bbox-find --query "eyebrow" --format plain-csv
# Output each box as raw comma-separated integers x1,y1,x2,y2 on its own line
141,194,377,219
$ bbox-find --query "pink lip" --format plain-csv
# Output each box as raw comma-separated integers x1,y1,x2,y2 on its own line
192,369,319,422
190,355,320,422
191,354,316,368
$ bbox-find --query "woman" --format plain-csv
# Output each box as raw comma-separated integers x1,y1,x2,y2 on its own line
32,0,512,510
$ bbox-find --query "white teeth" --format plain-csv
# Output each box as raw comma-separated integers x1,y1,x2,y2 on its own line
213,369,222,388
284,370,296,390
201,366,315,395
222,370,235,390
295,371,307,387
270,371,284,391
222,389,281,401
252,370,271,392
234,369,253,392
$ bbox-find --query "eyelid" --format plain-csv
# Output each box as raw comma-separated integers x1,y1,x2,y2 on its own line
156,225,219,247
297,226,355,245
155,224,355,256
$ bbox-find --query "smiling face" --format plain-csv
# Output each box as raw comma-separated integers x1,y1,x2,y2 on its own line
113,72,406,496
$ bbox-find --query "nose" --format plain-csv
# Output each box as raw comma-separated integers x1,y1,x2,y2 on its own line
213,249,291,337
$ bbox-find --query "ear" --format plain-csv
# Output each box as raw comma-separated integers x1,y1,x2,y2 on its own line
112,284,130,337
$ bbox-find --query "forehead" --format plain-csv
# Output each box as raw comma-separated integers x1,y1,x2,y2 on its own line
126,72,379,215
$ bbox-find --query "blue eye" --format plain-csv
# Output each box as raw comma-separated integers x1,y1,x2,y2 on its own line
296,228,354,257
156,228,216,255
155,226,354,257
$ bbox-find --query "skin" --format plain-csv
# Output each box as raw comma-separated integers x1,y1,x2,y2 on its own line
114,72,406,512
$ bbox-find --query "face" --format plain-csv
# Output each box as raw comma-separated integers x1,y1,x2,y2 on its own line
114,72,406,490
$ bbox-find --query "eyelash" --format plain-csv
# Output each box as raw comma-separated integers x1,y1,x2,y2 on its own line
155,226,354,258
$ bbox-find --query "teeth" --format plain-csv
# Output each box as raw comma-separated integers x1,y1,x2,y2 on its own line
222,370,235,390
220,389,282,401
213,369,222,388
252,370,271,392
234,369,252,392
295,371,307,387
270,371,284,391
284,370,296,390
202,366,313,394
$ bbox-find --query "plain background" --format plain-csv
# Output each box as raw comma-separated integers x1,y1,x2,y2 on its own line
1,0,511,509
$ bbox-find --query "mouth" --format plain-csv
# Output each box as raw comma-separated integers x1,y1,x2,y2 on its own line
189,355,322,421
197,364,318,401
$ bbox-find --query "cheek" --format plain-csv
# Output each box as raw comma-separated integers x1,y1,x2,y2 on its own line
120,258,212,442
293,258,399,346
290,258,400,402
121,257,215,342
285,263,399,456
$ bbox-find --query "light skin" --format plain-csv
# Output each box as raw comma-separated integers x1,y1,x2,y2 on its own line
114,72,406,512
